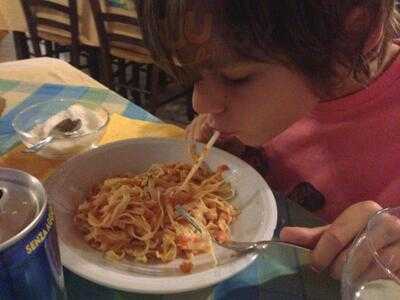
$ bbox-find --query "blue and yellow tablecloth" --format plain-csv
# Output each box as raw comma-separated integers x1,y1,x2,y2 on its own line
0,78,340,300
0,79,158,155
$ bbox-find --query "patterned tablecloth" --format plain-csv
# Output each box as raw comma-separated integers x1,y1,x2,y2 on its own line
0,78,340,299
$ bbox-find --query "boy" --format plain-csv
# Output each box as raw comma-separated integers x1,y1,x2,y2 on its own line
135,0,400,278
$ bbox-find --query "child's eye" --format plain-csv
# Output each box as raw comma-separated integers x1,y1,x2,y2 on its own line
220,74,251,85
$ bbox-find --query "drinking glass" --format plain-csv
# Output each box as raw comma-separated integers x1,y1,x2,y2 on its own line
342,207,400,300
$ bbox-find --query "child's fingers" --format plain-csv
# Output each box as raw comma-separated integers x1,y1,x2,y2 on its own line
279,225,329,248
312,201,381,272
344,212,400,281
363,242,400,282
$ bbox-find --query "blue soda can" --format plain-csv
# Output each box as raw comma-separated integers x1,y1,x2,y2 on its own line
0,168,66,300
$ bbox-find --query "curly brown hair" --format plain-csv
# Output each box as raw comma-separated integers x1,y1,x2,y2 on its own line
134,0,399,93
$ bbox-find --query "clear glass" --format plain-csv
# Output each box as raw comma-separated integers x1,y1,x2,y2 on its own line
342,207,400,300
12,99,109,159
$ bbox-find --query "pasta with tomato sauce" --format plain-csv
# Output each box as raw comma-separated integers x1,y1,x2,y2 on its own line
74,162,238,273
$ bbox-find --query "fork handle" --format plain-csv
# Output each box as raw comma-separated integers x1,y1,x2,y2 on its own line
255,240,312,253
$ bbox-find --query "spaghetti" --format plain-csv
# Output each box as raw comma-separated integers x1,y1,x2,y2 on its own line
74,162,238,273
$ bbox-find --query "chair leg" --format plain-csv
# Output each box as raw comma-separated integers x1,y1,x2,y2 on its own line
12,32,30,59
54,44,61,58
159,70,168,88
130,63,141,106
44,40,54,57
99,51,113,89
117,59,127,97
70,52,80,67
69,43,80,68
30,37,42,57
87,47,100,80
146,64,160,114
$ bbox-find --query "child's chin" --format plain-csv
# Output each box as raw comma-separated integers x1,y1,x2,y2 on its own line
235,135,262,148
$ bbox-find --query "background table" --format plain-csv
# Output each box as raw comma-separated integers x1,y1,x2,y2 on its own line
0,58,340,299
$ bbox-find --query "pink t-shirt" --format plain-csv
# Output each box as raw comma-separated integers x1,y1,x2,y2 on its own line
263,54,400,222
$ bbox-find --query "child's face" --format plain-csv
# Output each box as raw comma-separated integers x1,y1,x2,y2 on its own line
192,60,320,146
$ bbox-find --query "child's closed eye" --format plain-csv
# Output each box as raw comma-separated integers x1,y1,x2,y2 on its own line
221,74,251,85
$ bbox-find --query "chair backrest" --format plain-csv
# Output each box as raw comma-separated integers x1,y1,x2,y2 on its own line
89,0,146,56
20,0,80,66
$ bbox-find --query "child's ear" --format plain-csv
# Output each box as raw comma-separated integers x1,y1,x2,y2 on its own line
344,7,384,57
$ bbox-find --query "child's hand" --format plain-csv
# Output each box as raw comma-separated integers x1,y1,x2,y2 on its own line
279,201,382,279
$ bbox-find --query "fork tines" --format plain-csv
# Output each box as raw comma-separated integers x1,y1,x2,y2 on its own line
175,205,202,233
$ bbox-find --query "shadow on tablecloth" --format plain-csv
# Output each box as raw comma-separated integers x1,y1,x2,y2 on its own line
213,265,340,300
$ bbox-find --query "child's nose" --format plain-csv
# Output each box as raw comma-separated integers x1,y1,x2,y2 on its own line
192,80,226,115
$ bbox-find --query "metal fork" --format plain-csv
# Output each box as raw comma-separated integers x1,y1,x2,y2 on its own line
175,206,311,254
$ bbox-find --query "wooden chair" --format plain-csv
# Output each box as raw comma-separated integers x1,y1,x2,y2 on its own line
20,0,98,77
89,0,193,117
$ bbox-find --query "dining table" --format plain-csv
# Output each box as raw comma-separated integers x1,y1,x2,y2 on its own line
0,57,341,300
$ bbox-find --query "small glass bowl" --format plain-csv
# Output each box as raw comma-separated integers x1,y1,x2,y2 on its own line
12,99,109,159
